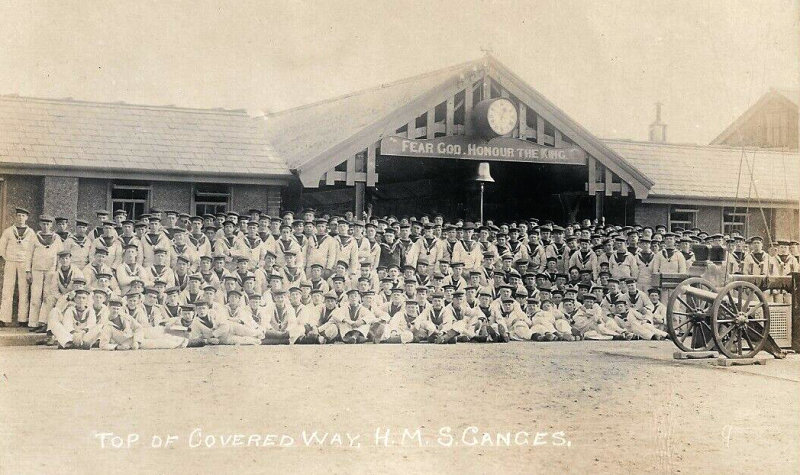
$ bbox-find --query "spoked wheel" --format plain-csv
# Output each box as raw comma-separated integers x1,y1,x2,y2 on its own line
711,281,770,359
666,278,717,352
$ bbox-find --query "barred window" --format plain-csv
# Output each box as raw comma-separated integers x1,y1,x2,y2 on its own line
194,184,230,216
722,207,748,236
111,180,150,220
669,207,697,232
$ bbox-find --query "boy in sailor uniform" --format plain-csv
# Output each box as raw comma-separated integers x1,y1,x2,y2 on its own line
261,289,304,344
653,233,687,275
49,289,103,349
63,219,93,267
98,296,143,350
645,288,667,331
37,250,84,333
742,236,769,275
28,215,63,330
622,278,652,313
115,244,147,296
331,289,375,344
93,221,122,268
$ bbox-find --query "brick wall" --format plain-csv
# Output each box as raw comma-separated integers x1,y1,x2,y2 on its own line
634,203,669,228
151,182,192,213
1,174,43,230
231,184,282,216
76,178,109,224
696,206,722,233
774,208,800,240
43,176,79,224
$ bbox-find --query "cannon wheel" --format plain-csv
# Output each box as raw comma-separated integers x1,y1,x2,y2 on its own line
711,281,770,359
666,277,717,352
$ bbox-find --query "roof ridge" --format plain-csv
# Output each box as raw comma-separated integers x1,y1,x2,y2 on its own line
265,56,482,117
602,138,800,155
0,93,248,116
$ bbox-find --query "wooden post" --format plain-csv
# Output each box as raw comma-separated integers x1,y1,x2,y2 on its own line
482,75,491,101
536,114,545,145
595,190,604,221
366,142,377,187
408,119,416,139
355,153,366,217
518,103,527,140
587,156,597,195
426,108,435,139
446,96,455,135
464,84,474,135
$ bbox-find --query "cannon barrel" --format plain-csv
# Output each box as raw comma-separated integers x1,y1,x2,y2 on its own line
682,286,721,303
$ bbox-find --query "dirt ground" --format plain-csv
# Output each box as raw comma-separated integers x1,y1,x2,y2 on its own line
0,341,797,475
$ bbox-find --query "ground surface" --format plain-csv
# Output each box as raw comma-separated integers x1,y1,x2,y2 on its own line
0,341,797,475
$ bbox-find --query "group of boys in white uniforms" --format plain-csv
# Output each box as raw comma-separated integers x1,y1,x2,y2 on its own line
2,206,799,350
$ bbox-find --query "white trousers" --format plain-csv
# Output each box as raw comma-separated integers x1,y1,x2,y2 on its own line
28,269,51,326
1,261,29,323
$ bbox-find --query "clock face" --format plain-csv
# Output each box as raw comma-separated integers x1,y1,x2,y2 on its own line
486,98,518,136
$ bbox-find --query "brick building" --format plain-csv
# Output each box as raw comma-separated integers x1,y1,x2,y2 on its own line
0,95,290,229
1,55,798,248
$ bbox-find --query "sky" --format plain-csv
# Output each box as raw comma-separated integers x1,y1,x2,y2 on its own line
0,0,797,144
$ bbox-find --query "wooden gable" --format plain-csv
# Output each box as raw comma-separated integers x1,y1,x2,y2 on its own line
275,56,653,199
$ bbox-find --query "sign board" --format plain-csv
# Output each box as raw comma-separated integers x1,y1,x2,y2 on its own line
379,135,586,165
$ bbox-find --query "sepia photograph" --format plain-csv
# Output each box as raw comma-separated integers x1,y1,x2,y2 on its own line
0,1,798,473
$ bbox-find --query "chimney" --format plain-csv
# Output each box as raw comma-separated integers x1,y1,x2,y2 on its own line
649,102,667,143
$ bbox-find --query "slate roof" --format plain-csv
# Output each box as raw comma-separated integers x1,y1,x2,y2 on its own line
0,95,291,181
264,59,478,170
604,139,800,203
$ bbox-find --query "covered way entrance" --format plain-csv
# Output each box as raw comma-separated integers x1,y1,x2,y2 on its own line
369,155,594,223
267,55,653,223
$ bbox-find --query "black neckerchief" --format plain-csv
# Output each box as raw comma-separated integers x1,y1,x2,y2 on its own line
320,308,334,325
59,267,72,288
145,233,161,246
74,307,89,324
347,305,361,322
14,226,29,241
430,308,443,325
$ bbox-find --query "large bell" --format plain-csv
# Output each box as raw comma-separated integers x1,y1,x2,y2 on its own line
475,162,494,182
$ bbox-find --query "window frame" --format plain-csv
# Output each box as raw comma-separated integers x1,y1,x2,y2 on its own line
722,207,748,236
192,183,231,217
668,206,698,232
109,180,151,220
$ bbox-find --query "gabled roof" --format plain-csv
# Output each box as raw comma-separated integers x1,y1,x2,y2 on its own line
773,88,799,107
264,58,478,170
604,139,800,205
710,88,799,146
0,95,291,184
265,55,653,197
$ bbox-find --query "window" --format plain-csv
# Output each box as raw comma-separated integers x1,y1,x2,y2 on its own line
194,184,230,216
111,180,150,219
669,207,697,232
722,207,748,236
